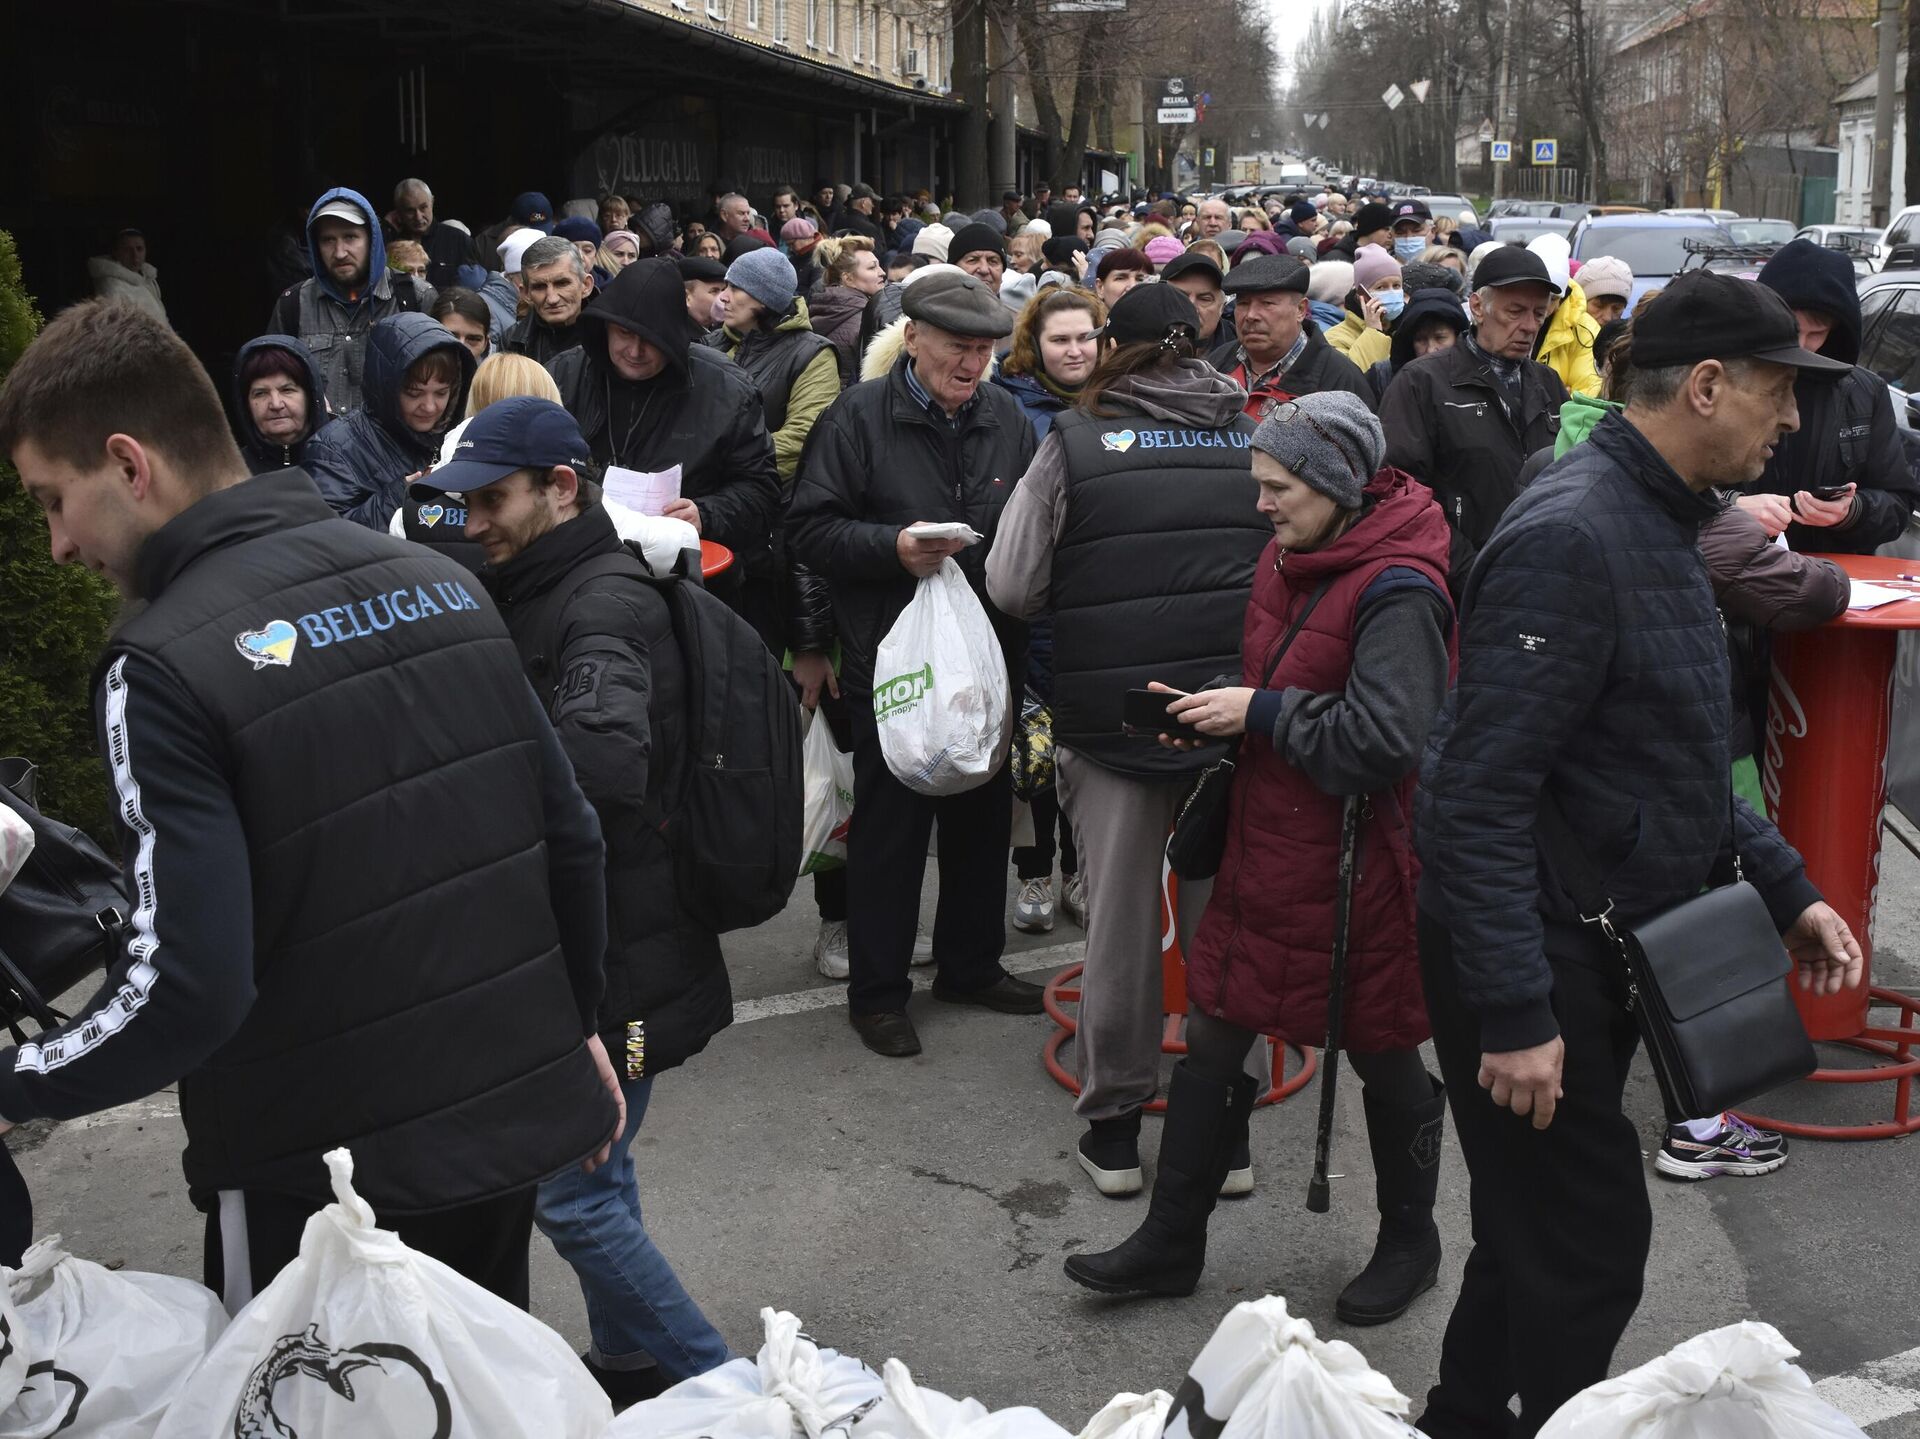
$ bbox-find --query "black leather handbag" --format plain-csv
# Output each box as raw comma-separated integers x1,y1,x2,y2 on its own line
1166,581,1330,881
0,759,128,1040
1536,794,1816,1122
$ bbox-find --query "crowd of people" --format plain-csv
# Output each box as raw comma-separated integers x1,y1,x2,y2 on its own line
11,167,1911,1435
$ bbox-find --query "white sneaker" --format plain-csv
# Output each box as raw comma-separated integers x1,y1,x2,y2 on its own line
813,919,850,980
910,923,934,966
1014,877,1056,933
1060,873,1088,928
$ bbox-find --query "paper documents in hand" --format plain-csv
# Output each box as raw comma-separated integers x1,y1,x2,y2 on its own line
604,463,683,516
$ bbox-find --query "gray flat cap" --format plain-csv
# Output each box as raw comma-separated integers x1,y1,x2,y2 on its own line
1223,254,1312,295
902,269,1015,338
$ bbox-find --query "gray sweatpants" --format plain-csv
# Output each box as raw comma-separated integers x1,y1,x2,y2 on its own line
1056,748,1265,1120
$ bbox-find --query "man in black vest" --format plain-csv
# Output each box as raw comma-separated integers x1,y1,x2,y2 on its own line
788,269,1046,1057
420,396,731,1402
0,301,621,1312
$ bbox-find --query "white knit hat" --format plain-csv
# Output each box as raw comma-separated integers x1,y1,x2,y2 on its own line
1306,259,1355,305
912,223,954,261
1577,254,1634,302
497,227,547,275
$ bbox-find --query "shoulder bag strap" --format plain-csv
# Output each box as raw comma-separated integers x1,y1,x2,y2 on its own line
1259,579,1334,689
1535,784,1743,930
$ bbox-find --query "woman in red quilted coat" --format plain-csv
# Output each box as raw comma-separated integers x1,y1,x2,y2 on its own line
1065,390,1458,1322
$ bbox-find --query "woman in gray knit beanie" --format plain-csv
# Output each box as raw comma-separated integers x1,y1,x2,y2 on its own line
1064,380,1464,1328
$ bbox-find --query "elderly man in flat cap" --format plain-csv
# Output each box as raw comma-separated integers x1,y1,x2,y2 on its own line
788,266,1045,1058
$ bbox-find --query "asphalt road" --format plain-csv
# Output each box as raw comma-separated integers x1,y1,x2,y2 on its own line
12,833,1920,1434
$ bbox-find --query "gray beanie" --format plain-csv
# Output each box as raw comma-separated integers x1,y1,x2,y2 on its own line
1250,390,1385,510
725,247,798,315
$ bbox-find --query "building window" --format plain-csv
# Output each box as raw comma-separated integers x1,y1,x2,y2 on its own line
708,0,727,19
746,0,760,26
824,0,837,51
892,15,902,71
851,2,862,57
772,0,787,41
806,0,818,46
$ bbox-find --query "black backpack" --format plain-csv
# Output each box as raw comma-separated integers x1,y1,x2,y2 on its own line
541,542,803,933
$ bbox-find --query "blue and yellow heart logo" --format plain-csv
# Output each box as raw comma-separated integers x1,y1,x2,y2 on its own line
234,619,298,669
417,504,446,528
1101,428,1137,453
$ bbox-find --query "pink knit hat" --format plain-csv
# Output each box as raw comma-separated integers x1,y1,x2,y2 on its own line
1352,244,1404,288
1144,235,1184,266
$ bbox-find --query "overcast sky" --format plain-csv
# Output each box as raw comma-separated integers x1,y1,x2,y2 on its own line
1267,0,1325,84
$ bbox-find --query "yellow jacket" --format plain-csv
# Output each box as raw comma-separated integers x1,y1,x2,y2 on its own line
1536,281,1603,397
1324,312,1393,371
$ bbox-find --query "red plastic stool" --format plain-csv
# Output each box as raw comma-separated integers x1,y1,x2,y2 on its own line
1042,857,1317,1112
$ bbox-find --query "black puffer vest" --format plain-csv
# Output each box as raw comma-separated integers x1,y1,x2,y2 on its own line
111,471,614,1213
704,318,833,433
1049,408,1271,775
399,493,487,572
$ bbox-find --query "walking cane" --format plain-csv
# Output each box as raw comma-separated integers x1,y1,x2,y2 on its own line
1307,792,1363,1214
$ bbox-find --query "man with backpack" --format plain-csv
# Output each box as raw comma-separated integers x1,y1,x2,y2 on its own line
424,395,796,1404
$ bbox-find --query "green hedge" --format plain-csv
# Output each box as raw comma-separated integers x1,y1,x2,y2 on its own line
0,231,120,843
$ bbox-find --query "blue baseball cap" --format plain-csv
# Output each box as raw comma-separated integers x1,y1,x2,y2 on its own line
510,191,556,234
411,397,590,497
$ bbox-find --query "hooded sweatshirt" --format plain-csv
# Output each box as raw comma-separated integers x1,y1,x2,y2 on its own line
265,187,403,415
305,312,476,530
231,335,328,474
1753,237,1919,551
88,254,168,323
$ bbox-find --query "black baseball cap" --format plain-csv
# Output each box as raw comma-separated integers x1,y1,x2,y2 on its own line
1160,250,1224,288
1390,199,1433,228
1104,282,1201,345
412,397,591,497
1472,245,1561,295
1633,270,1851,374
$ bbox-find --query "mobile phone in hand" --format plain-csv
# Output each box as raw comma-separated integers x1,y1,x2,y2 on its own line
1122,687,1189,735
1807,484,1854,502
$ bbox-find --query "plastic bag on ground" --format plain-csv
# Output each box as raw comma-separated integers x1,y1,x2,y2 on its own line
1160,1296,1425,1439
800,710,856,875
0,1235,226,1437
1536,1321,1868,1437
872,559,1010,796
153,1149,610,1439
862,1357,1072,1439
1076,1390,1171,1439
608,1307,882,1439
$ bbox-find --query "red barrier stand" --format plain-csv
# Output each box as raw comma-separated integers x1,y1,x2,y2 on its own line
1738,554,1920,1140
1042,855,1317,1112
700,540,735,579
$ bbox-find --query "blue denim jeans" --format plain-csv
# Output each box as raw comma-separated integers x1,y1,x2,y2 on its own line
535,1075,731,1377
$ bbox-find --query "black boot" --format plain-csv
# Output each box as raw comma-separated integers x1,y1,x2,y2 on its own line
1336,1076,1446,1325
1064,1063,1258,1298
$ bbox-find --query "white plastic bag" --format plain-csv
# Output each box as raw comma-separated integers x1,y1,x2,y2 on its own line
863,1357,1071,1439
154,1149,610,1439
608,1307,882,1439
1076,1390,1171,1439
800,711,856,875
873,559,1010,796
1160,1297,1425,1439
1536,1321,1868,1438
0,1235,226,1437
0,806,31,896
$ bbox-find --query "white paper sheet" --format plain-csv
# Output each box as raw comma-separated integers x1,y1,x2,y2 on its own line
603,462,683,516
1847,580,1918,611
906,521,984,545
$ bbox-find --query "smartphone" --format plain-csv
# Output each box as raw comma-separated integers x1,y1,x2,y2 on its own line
1354,283,1374,304
1807,484,1854,502
1122,688,1190,735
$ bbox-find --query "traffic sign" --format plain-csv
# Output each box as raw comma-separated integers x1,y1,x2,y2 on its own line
1490,140,1512,162
1382,83,1404,110
1477,118,1495,141
1532,138,1558,164
1203,147,1216,167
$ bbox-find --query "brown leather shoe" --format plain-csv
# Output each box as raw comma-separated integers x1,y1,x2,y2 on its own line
930,973,1045,1014
850,1008,922,1057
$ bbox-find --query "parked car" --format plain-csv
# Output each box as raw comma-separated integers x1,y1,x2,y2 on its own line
1661,207,1740,223
1874,205,1920,272
1489,216,1575,245
1796,224,1882,275
1854,270,1920,408
1566,213,1737,309
1727,218,1796,248
1421,192,1480,226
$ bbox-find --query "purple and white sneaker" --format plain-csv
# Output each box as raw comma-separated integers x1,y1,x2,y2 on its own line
1655,1113,1789,1181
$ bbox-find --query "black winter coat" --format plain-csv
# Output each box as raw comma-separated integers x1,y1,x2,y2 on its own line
504,311,591,366
1416,414,1820,1053
1379,335,1568,590
232,335,327,474
1207,322,1377,416
786,360,1038,694
306,313,476,530
484,505,732,1077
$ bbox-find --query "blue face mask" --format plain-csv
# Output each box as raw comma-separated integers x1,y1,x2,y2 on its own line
1377,288,1406,320
1393,235,1426,261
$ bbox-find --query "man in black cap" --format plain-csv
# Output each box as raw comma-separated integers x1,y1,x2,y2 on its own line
1333,200,1395,260
1025,182,1054,221
1000,190,1028,231
1162,250,1234,349
1414,268,1863,1438
1378,244,1570,588
677,253,730,331
838,184,884,243
1388,198,1433,262
948,222,1007,290
421,396,733,1401
547,259,779,619
1212,253,1376,419
788,269,1045,1058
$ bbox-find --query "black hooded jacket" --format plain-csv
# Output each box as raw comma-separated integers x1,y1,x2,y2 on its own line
546,258,781,561
306,313,477,531
232,335,327,474
632,202,677,258
1754,238,1919,552
1368,287,1470,401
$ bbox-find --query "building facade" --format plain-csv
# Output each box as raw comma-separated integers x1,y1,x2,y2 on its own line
1834,53,1909,225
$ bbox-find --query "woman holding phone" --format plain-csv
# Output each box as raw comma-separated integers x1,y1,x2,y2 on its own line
1062,391,1459,1328
986,284,1272,1200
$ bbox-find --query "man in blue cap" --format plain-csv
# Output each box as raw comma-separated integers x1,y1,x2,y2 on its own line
417,395,733,1403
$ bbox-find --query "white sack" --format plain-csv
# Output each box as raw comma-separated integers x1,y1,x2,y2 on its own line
863,1357,1071,1439
873,559,1010,795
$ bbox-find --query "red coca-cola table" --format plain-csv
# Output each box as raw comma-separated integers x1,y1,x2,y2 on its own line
700,540,734,579
1742,553,1920,1139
